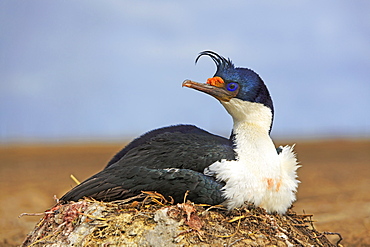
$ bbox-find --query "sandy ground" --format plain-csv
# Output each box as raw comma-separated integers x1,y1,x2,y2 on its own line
0,139,369,246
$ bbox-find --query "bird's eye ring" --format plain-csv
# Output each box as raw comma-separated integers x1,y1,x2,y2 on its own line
226,82,239,92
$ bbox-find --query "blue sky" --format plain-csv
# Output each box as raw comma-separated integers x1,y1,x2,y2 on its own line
1,1,369,142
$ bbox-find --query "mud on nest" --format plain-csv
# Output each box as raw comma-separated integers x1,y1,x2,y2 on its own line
21,192,342,247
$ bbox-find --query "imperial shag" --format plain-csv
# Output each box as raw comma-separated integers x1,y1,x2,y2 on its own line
61,51,300,214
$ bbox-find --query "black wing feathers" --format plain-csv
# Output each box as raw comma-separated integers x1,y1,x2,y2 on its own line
61,124,234,205
61,164,225,205
106,124,234,168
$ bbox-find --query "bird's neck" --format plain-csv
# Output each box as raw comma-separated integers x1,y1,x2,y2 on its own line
222,98,273,133
222,99,277,165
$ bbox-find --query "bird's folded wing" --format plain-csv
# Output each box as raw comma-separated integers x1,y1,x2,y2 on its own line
60,165,225,205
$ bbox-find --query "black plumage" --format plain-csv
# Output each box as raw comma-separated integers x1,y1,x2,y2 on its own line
105,124,235,169
61,124,235,204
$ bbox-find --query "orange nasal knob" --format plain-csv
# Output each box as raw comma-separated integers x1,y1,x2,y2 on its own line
206,76,225,87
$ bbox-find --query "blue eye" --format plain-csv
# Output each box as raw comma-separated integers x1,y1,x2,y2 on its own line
226,82,239,92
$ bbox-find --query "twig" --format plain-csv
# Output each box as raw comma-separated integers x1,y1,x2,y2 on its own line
315,232,343,246
228,237,245,247
79,212,107,221
70,174,81,185
228,215,248,223
215,217,242,238
183,190,189,203
18,212,45,218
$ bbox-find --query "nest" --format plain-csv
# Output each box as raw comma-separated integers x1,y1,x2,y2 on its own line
21,193,341,247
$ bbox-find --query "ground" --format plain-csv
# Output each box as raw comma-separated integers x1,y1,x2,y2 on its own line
0,139,369,246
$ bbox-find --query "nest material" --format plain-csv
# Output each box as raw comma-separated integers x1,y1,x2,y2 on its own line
22,193,341,247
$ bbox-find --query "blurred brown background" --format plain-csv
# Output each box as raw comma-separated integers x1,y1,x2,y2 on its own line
0,139,369,246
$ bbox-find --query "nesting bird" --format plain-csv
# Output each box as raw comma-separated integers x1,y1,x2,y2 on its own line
61,51,300,214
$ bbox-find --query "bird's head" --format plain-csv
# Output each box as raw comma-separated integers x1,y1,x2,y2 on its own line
183,51,274,132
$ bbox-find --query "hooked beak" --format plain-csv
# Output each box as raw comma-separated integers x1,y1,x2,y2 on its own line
182,79,236,102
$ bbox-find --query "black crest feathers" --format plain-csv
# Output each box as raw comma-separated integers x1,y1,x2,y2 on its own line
195,51,234,76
